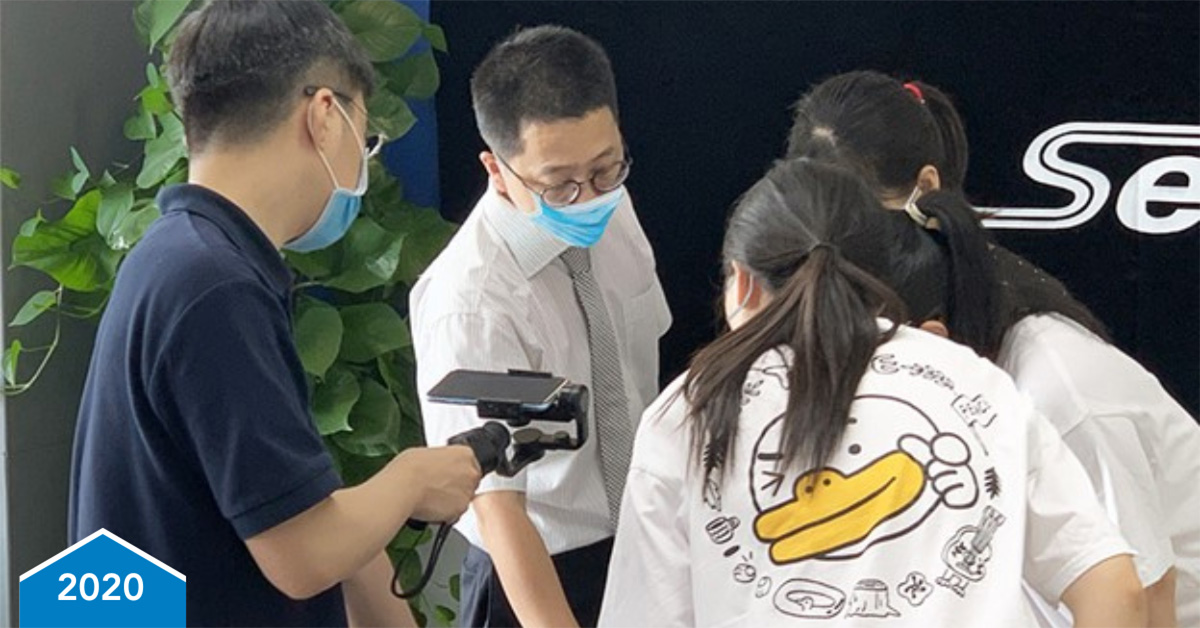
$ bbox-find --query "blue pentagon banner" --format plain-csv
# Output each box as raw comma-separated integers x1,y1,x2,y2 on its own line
20,528,185,627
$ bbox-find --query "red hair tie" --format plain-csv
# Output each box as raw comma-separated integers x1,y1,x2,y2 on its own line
903,82,925,104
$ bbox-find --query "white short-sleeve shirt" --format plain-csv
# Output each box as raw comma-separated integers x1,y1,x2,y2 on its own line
601,323,1130,627
411,186,671,554
998,313,1200,627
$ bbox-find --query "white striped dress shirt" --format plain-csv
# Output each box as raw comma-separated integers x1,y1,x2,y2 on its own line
410,185,672,554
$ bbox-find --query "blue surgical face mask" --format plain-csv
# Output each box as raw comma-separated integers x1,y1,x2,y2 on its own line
530,186,625,248
285,102,369,253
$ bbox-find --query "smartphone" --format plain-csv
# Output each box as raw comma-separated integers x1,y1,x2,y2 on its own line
427,369,568,411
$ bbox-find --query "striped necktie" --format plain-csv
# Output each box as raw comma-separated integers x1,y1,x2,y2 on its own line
561,247,634,527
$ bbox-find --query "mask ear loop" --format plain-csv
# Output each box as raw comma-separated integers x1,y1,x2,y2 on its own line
903,186,935,228
727,273,755,321
309,98,367,191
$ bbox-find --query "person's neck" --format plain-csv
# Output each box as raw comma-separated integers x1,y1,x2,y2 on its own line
188,145,313,249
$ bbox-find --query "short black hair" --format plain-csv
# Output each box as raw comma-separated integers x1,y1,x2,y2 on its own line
167,0,375,152
470,25,618,158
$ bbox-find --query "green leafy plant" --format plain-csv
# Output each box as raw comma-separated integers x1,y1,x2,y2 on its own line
2,1,458,624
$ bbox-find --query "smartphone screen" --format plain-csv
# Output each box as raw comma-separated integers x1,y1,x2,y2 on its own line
427,370,567,407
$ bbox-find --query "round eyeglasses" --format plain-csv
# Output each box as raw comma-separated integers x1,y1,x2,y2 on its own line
495,149,632,208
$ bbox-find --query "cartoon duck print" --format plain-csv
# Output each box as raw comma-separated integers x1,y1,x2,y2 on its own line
751,395,980,565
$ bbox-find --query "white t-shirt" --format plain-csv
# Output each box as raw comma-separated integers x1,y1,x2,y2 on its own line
600,324,1130,627
998,313,1200,627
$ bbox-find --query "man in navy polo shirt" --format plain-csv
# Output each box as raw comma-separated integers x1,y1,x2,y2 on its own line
67,2,481,625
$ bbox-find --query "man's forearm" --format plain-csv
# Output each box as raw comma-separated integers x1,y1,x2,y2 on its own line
476,491,579,628
246,456,421,599
344,552,417,628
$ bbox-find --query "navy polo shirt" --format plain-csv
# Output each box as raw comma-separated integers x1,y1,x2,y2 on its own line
69,184,346,626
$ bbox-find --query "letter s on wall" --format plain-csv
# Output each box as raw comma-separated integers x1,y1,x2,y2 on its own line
979,122,1200,234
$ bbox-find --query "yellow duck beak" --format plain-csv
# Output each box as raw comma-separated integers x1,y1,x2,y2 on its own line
754,451,926,564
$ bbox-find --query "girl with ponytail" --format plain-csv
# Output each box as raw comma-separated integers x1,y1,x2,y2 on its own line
787,72,1199,628
599,160,1142,628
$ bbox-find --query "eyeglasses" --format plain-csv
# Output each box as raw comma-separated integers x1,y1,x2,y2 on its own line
494,148,632,208
302,85,387,159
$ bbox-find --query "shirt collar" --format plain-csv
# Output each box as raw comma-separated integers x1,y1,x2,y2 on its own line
481,185,569,279
156,184,294,296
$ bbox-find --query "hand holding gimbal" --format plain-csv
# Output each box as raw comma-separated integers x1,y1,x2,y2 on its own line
393,369,589,598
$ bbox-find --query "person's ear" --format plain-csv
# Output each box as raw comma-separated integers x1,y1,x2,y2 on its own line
917,165,942,193
918,319,950,338
730,262,768,306
304,88,342,151
728,262,749,304
479,151,509,196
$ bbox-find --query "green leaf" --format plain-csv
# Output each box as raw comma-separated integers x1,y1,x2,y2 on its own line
96,183,135,243
139,84,173,116
124,106,157,141
133,1,154,46
71,172,89,196
411,607,427,628
380,50,440,101
12,191,121,292
70,147,90,180
338,0,423,62
378,352,419,418
449,573,461,601
164,166,188,186
285,247,338,280
59,289,110,319
137,114,187,189
145,62,162,88
392,548,424,592
322,217,404,293
66,147,92,195
379,351,424,450
0,167,21,189
435,606,456,625
51,174,77,201
362,161,403,226
326,442,391,487
312,366,360,435
424,24,448,53
397,405,425,450
338,303,410,363
390,524,433,551
388,206,456,286
145,1,191,51
366,88,417,140
294,295,344,377
4,341,21,387
108,204,161,251
9,290,57,327
332,378,401,456
97,170,118,189
18,210,45,237
61,189,104,231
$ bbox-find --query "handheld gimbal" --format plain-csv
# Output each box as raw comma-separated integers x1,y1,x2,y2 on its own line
393,369,589,599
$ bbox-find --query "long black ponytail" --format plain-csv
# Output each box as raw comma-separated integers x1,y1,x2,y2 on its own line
786,70,1111,352
685,160,907,478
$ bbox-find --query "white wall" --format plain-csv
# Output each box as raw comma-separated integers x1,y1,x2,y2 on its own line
0,1,146,621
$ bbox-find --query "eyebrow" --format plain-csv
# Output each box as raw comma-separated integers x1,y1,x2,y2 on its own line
534,145,620,179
